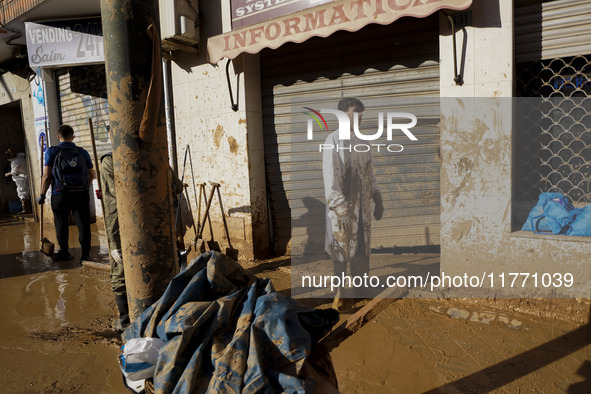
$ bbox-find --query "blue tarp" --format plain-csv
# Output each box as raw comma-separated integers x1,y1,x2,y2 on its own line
123,252,338,393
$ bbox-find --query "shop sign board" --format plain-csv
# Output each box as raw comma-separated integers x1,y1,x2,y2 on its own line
231,0,337,29
25,18,104,68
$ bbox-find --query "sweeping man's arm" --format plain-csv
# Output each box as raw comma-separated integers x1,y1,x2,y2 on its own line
40,166,52,195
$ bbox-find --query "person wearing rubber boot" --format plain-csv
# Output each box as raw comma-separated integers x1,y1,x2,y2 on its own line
37,125,94,262
322,98,384,311
100,150,130,331
100,128,185,331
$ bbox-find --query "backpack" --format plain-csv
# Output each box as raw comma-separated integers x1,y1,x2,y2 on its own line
52,146,89,192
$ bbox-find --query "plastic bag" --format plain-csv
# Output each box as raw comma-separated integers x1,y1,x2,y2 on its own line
119,337,166,393
567,204,591,237
522,192,563,232
542,197,577,234
521,192,578,234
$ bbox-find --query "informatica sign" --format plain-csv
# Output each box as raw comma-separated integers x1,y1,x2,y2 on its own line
231,0,337,29
210,0,473,64
25,18,104,68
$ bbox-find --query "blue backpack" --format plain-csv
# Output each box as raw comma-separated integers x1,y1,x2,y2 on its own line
52,146,89,192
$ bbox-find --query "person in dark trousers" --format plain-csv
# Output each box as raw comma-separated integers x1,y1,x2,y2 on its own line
100,151,129,331
100,127,185,330
37,124,95,262
322,98,384,310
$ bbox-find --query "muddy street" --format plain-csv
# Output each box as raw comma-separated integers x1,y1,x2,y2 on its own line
0,218,126,393
0,218,590,393
252,259,591,393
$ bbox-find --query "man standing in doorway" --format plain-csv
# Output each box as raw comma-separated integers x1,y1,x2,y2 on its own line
4,149,31,214
37,125,94,261
323,97,384,309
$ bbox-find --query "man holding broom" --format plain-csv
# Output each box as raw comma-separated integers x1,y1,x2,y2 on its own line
37,124,94,262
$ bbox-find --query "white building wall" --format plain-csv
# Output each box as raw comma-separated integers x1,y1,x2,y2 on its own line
439,0,591,298
169,4,268,259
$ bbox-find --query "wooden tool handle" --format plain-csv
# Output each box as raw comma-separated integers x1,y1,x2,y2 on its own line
39,135,45,240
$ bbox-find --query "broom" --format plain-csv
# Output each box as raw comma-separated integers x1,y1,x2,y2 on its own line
39,134,55,256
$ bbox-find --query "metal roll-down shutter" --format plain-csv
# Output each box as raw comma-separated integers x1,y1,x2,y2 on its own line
261,14,441,255
56,65,111,161
516,0,591,63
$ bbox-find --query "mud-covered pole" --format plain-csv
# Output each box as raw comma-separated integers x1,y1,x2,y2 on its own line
100,0,177,320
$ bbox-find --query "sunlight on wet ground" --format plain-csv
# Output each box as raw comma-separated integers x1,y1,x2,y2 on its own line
0,216,589,392
0,217,127,393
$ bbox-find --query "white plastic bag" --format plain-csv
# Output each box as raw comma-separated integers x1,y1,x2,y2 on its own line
119,337,166,392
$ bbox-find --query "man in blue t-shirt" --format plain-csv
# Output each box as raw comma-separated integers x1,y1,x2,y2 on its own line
37,124,95,261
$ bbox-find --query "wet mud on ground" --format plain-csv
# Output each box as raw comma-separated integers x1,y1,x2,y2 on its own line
0,218,126,393
246,258,591,393
1,217,590,393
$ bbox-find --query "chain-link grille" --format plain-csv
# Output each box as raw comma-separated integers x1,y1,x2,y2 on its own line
515,54,591,206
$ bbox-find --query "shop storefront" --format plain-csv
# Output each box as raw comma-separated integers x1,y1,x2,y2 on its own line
513,0,591,226
260,15,442,254
25,17,107,221
207,0,473,254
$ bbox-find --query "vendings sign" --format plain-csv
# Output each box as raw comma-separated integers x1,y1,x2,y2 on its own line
25,18,104,68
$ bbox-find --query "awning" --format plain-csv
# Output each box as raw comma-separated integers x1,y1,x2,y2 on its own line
207,0,472,64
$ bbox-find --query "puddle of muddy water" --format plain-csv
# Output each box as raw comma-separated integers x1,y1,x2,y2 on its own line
2,219,588,393
0,220,127,393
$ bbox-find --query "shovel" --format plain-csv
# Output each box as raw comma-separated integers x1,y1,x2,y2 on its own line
212,182,239,261
175,195,188,270
195,185,216,254
175,146,191,266
40,203,54,256
200,183,221,252
39,135,55,257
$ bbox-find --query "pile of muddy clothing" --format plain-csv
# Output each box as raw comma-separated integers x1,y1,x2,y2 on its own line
123,251,339,393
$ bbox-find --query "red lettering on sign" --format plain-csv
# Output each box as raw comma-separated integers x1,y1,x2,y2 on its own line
350,0,371,20
373,0,387,16
249,26,264,45
329,5,351,25
284,17,302,37
265,22,281,40
303,10,327,32
223,34,232,51
231,31,248,49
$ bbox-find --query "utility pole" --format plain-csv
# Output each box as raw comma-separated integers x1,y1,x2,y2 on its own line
100,0,177,320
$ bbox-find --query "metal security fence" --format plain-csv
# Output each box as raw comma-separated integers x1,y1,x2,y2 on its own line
515,54,591,211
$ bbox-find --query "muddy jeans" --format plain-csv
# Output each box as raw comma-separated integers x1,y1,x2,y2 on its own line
50,191,91,256
110,256,126,296
333,214,370,298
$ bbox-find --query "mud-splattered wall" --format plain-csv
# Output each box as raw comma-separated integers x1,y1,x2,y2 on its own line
170,6,269,259
438,1,591,298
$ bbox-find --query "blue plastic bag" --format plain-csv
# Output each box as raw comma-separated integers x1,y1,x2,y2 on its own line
542,197,577,234
522,192,563,232
567,204,591,237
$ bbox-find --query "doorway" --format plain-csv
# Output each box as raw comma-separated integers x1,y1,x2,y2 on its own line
0,100,32,218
